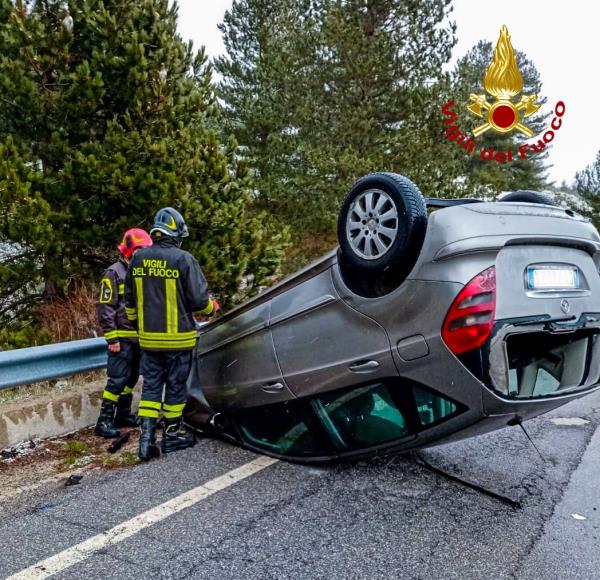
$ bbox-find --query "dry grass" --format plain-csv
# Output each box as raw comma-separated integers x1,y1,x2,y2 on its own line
38,282,101,343
0,427,143,504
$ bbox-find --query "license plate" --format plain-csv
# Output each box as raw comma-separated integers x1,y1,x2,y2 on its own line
527,267,579,290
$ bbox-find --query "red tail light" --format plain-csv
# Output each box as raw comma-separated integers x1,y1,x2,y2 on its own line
442,266,496,356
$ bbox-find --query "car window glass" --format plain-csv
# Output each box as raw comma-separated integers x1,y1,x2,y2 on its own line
535,368,560,395
506,331,592,398
413,385,457,426
235,381,462,458
313,383,409,449
236,402,325,457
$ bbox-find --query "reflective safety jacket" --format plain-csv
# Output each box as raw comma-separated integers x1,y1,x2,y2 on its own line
96,260,138,344
124,237,215,351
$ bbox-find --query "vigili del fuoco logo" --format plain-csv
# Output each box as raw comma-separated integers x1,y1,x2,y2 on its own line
441,25,565,164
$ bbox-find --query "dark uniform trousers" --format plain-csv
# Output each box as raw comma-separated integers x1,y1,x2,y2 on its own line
138,351,192,420
103,340,141,403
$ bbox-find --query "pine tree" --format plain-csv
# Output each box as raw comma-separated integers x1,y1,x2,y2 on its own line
0,0,287,327
575,150,600,228
216,0,459,237
216,0,320,229
451,40,549,195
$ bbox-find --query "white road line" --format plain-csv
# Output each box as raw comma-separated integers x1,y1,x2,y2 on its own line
9,455,278,580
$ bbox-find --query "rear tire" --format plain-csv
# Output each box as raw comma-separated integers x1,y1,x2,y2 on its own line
337,173,427,297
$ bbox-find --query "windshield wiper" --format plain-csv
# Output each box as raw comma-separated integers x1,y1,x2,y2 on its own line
513,315,576,328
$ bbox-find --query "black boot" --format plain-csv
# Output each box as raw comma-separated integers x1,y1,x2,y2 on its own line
138,417,160,461
94,400,121,439
161,418,196,454
115,394,138,428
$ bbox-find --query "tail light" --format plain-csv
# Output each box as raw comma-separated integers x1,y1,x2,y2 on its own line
442,266,496,356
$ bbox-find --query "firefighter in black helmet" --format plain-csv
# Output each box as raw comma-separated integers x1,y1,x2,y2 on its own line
124,207,219,460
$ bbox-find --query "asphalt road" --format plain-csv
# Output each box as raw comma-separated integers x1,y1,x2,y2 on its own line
2,390,600,580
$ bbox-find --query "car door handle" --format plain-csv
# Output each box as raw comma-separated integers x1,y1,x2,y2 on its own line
261,382,285,393
349,360,380,372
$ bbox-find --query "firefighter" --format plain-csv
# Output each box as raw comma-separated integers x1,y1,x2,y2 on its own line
95,228,153,438
125,207,219,460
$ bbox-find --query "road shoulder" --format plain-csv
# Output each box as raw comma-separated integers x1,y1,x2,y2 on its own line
516,423,600,579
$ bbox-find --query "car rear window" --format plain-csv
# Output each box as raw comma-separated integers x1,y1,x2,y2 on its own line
506,329,598,398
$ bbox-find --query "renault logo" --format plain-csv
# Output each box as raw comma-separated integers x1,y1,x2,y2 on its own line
560,299,571,314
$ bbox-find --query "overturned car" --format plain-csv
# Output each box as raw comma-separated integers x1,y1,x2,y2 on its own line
185,173,600,463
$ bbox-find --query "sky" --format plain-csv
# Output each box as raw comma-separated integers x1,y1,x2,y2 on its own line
176,0,600,185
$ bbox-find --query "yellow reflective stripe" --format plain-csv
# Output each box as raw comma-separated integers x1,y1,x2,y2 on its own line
163,410,183,419
163,403,186,412
117,330,138,338
99,278,113,304
139,339,197,350
125,307,137,321
102,390,119,402
139,400,162,410
163,403,185,418
118,283,125,295
122,386,134,395
138,331,196,341
119,331,137,338
135,277,144,332
165,278,178,335
138,408,160,418
138,330,196,350
200,299,215,316
104,330,138,341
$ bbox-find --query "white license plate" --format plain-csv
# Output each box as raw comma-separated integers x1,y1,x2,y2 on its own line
528,267,578,289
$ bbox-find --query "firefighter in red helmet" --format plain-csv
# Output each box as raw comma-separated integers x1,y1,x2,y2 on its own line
95,228,152,438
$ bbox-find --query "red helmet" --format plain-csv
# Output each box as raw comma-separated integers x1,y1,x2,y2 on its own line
118,228,152,260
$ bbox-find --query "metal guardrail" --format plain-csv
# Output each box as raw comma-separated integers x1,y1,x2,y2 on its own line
0,337,107,390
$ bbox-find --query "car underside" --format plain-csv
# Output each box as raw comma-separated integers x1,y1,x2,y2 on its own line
184,174,600,464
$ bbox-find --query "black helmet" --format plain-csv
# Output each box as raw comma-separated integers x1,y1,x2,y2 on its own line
150,207,189,239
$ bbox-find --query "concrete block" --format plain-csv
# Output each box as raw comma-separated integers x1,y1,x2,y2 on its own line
0,381,141,448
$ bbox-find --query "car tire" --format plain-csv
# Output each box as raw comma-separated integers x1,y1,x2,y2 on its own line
337,173,427,296
499,190,554,205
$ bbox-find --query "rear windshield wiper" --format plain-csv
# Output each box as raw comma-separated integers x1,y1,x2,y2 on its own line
513,315,576,327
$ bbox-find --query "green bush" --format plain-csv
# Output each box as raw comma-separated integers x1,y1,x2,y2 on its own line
0,324,52,351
